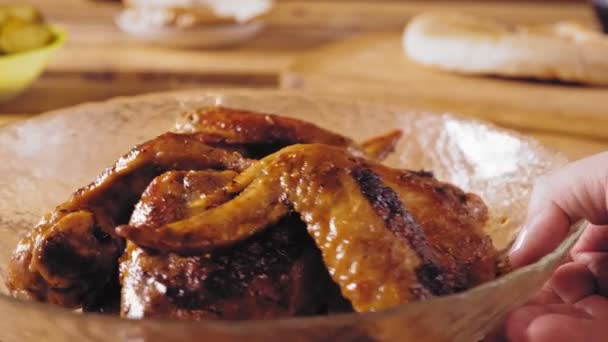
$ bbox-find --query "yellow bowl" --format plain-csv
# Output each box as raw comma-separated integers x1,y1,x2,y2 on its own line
0,26,66,103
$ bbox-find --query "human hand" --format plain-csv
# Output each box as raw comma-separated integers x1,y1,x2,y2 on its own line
489,152,608,342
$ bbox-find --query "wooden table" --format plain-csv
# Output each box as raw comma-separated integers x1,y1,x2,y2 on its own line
2,0,607,160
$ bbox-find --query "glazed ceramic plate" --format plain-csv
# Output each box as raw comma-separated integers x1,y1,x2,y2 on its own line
0,90,575,341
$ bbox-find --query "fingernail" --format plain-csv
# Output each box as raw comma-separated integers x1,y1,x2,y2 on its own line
509,224,529,255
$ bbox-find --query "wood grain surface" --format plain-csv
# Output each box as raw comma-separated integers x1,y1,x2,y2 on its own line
4,0,595,113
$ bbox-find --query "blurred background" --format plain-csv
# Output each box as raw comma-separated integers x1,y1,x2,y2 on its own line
0,0,607,160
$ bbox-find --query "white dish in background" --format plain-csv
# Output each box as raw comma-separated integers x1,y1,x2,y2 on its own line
115,10,265,48
123,0,274,24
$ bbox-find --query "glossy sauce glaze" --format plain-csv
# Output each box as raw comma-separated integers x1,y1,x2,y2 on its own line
8,106,498,320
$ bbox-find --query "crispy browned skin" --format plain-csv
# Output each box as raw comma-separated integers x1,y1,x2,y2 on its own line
118,144,497,312
6,133,250,308
372,167,496,288
175,106,357,150
11,106,496,317
175,106,400,160
7,107,390,311
121,170,352,319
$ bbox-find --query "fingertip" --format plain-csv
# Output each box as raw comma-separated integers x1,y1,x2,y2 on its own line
509,204,570,267
511,153,608,267
508,224,530,267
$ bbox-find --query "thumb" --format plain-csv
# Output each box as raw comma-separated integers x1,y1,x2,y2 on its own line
509,152,608,267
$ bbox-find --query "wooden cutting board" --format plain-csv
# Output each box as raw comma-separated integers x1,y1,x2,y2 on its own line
280,32,608,141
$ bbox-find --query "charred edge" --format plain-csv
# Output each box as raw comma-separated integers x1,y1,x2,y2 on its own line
352,167,452,297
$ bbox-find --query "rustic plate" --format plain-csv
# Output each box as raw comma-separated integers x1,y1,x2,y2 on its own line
0,89,577,341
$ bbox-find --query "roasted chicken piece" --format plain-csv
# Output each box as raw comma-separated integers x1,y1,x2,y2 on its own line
121,170,352,319
7,106,398,311
6,133,250,308
119,144,498,312
175,106,402,161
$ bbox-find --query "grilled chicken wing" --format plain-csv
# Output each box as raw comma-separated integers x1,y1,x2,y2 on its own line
175,106,402,161
120,170,351,319
9,105,496,318
8,107,392,310
7,133,250,308
118,144,497,312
